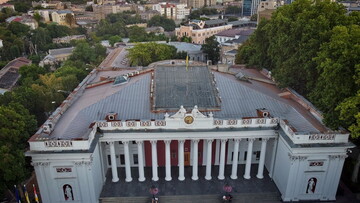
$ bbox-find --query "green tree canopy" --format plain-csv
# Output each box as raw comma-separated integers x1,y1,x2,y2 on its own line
128,42,177,66
148,15,176,31
0,102,37,196
201,36,220,65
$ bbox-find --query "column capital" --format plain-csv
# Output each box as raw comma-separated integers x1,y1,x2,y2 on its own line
192,139,199,143
262,138,270,143
248,138,255,143
122,140,129,145
136,140,143,145
234,139,241,143
207,139,214,143
164,140,172,144
107,141,115,145
178,140,185,144
220,139,227,143
150,140,157,144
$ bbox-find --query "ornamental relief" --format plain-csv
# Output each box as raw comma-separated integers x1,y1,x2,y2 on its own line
31,162,50,167
45,140,73,147
288,153,308,162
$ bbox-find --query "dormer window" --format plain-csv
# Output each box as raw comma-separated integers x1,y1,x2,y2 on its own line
256,108,270,118
106,113,118,121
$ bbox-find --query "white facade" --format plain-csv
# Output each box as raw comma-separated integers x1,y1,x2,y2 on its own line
0,39,3,48
27,66,352,203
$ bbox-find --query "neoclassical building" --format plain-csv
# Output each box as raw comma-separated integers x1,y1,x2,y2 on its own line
27,63,352,202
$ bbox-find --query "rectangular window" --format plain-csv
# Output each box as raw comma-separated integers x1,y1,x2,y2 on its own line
244,151,247,160
254,151,260,160
133,154,138,164
231,152,240,161
107,155,111,166
171,151,177,158
132,141,136,144
120,154,125,165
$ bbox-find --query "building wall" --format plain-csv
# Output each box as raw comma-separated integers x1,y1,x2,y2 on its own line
176,24,233,44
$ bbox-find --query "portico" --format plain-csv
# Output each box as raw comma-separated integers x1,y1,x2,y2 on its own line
102,133,275,183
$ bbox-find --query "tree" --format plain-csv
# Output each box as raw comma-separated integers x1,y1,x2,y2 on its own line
148,15,176,32
70,41,96,64
201,36,220,65
18,64,47,86
180,36,192,43
8,22,30,37
108,35,122,47
128,42,177,66
65,13,76,27
33,12,42,23
310,25,360,128
0,102,37,197
225,6,241,15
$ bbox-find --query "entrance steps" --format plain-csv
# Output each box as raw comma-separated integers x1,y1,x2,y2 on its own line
100,192,281,203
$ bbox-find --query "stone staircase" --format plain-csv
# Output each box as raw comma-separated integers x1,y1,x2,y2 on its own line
100,192,281,203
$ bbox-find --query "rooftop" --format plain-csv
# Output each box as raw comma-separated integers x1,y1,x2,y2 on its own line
31,62,335,141
0,57,31,90
48,47,74,56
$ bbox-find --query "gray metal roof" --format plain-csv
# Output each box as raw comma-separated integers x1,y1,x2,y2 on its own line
49,47,74,56
55,68,319,139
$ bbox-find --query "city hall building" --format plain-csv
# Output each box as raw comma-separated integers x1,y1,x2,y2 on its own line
27,62,352,202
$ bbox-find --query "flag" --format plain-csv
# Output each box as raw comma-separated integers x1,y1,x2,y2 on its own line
186,54,189,71
23,185,30,203
14,185,21,203
33,184,39,203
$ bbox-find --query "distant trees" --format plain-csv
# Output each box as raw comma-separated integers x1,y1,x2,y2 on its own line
225,6,241,15
128,42,177,66
201,36,220,65
148,15,176,31
188,7,218,19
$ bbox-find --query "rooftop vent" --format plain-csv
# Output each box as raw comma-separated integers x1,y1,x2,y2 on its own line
113,75,129,86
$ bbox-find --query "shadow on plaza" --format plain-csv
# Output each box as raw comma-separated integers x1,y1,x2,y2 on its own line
100,164,279,198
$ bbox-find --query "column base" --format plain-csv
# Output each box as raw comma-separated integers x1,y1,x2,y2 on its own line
165,177,172,181
178,176,185,181
205,176,212,180
256,174,264,179
230,175,238,180
192,176,199,181
218,175,225,180
138,177,145,182
243,174,251,179
125,177,132,182
112,177,119,182
152,177,159,181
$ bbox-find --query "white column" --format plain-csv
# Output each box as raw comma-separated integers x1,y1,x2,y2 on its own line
192,139,199,181
165,140,172,181
178,140,185,181
215,139,220,165
244,138,255,179
151,140,159,181
230,139,241,180
205,139,213,180
269,137,278,178
218,139,227,180
136,141,145,182
257,138,268,179
123,141,132,182
109,141,119,182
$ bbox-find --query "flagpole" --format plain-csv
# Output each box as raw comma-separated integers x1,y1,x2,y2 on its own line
23,185,30,203
33,184,39,203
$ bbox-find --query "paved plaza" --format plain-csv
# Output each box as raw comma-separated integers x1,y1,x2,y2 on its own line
100,164,279,198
